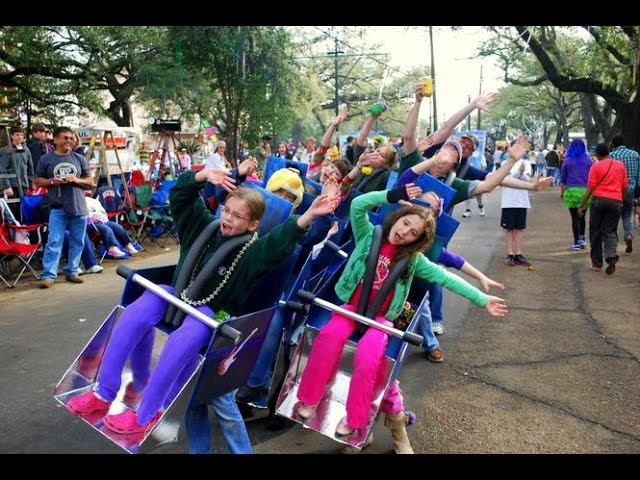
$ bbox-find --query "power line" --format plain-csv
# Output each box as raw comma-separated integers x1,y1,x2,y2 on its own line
311,26,401,74
301,27,392,119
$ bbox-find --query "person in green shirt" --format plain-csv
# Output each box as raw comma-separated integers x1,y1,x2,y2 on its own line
66,166,340,453
295,185,508,453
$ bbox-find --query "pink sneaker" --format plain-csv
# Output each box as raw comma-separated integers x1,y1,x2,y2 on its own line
124,243,138,255
67,390,111,415
107,246,126,258
103,409,161,435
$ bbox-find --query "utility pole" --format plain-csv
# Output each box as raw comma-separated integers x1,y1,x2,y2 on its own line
327,36,344,117
467,95,471,130
429,26,438,131
477,65,483,130
298,27,388,141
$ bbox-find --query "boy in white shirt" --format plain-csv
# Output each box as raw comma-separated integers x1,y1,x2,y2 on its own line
501,154,532,266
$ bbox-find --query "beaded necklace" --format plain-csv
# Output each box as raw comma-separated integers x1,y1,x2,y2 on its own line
180,231,259,306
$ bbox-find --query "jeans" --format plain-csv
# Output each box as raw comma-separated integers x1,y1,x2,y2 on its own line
246,308,291,396
63,232,98,269
92,221,133,248
621,189,634,239
411,278,439,352
41,208,87,279
415,299,440,352
184,390,252,454
428,283,444,325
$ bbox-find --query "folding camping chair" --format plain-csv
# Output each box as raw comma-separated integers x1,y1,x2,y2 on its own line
0,198,44,288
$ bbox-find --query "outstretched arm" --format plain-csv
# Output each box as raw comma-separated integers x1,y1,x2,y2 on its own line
357,103,385,147
474,135,533,195
485,296,508,317
321,108,348,148
401,81,425,155
426,92,498,146
460,262,505,292
296,193,341,229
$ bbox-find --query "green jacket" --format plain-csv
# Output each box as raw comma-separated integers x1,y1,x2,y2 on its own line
169,170,308,316
334,190,489,320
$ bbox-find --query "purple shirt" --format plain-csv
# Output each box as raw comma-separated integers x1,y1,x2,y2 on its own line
397,168,419,187
560,156,592,188
438,247,465,270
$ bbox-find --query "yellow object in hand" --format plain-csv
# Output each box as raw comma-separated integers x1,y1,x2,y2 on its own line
422,77,433,97
361,166,373,175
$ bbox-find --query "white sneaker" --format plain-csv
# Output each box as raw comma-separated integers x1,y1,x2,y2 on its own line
107,246,127,258
479,207,485,216
462,210,471,218
432,321,445,335
124,243,138,255
84,265,104,274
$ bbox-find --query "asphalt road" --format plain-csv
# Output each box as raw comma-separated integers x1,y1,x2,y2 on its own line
5,187,634,454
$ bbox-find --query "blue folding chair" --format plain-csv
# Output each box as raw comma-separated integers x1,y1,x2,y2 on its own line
388,170,456,213
262,157,308,188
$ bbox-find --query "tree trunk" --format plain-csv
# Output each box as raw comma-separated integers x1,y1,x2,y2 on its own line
108,98,133,127
580,93,600,147
615,97,640,151
290,116,303,145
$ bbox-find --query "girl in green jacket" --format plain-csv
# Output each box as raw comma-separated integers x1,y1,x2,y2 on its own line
296,185,508,451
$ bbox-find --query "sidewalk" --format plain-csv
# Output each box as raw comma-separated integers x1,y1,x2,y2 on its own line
411,187,640,453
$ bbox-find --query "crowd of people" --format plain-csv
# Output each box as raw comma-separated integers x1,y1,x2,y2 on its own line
2,79,638,455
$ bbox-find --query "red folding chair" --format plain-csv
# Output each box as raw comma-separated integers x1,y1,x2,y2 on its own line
0,205,44,288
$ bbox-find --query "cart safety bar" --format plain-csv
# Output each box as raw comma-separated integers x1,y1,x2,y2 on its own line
116,265,242,344
295,289,423,347
324,240,348,259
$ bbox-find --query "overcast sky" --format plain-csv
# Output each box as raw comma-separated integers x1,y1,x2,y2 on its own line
368,26,505,123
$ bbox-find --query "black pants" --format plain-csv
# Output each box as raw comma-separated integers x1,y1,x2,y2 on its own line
569,207,586,243
589,196,622,267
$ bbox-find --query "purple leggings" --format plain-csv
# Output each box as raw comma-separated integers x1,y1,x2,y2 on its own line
96,285,213,425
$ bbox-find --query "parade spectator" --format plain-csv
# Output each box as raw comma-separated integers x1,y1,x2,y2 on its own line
178,148,192,170
501,150,533,267
72,131,87,157
608,134,640,254
274,141,288,159
545,147,560,186
345,135,356,164
33,127,94,288
560,138,593,251
578,144,627,274
460,133,486,218
85,195,138,257
0,125,34,221
297,137,317,164
251,135,271,177
205,141,230,169
27,123,53,173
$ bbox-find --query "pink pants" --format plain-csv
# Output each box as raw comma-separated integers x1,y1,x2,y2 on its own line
297,304,404,429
